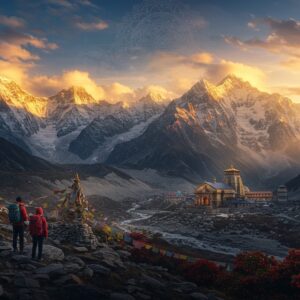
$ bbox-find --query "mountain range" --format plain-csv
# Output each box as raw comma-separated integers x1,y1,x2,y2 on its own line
1,74,300,188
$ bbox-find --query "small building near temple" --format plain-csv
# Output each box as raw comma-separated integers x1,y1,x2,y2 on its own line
274,185,288,202
245,191,273,201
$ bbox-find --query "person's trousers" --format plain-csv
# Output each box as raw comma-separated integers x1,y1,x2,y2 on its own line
13,225,24,252
32,236,44,259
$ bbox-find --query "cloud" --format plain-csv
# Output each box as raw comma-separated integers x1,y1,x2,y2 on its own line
28,70,106,99
205,60,267,90
46,0,74,8
75,20,108,31
0,30,58,50
0,29,58,69
0,60,31,86
78,0,98,8
146,50,267,94
0,42,39,62
225,17,300,62
21,69,175,105
0,15,25,28
148,51,214,70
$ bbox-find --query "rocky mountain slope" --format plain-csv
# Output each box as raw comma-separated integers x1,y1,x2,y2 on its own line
107,75,300,186
69,94,164,160
2,74,300,187
0,76,46,152
0,137,55,172
0,76,166,163
0,137,154,201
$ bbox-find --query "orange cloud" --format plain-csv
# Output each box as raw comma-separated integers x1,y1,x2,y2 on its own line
205,60,267,90
0,42,39,62
28,70,106,100
190,52,214,64
0,60,30,86
76,20,108,31
26,69,174,104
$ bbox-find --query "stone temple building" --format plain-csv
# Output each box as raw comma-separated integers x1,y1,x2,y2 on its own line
194,166,248,207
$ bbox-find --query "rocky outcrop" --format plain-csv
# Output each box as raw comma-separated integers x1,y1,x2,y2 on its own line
0,221,225,300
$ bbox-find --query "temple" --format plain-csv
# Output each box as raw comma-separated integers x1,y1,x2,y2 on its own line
194,166,272,207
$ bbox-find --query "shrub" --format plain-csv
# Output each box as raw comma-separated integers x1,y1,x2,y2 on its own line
233,251,278,276
130,232,148,241
183,259,221,287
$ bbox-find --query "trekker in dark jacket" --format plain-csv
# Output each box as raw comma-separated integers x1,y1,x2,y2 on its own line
29,207,48,260
12,197,29,253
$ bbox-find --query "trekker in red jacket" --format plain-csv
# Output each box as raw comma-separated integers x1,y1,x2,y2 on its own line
29,207,48,260
13,197,29,253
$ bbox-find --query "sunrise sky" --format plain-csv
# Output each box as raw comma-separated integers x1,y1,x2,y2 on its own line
2,0,300,101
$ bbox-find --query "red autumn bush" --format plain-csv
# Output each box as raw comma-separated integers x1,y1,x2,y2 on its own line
130,231,148,241
130,248,185,272
130,246,300,299
183,259,221,287
292,274,300,289
233,251,278,276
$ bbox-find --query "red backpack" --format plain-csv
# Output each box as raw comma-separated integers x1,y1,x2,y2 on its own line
29,215,43,236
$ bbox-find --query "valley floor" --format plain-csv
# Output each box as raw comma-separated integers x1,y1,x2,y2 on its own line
118,200,300,264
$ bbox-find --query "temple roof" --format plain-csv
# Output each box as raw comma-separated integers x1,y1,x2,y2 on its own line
224,165,240,172
204,181,235,191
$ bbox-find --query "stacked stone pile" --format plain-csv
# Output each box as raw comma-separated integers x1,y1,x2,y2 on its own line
49,222,98,249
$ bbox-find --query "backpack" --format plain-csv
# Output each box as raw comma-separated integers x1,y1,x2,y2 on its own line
8,204,21,224
29,215,43,236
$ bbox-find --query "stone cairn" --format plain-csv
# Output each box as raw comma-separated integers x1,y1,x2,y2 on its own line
49,174,98,249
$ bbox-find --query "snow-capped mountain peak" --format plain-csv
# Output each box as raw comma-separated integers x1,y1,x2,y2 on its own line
50,86,98,106
0,75,47,117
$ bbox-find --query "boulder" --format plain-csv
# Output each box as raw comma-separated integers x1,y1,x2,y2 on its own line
64,263,82,273
24,245,64,261
55,284,108,300
88,264,111,276
64,255,86,267
141,274,165,289
11,255,31,264
73,246,88,253
110,293,135,300
14,275,40,288
190,292,209,300
81,267,94,278
35,263,64,275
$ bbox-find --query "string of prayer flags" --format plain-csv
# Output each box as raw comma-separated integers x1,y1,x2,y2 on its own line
159,249,167,255
124,234,133,243
174,253,181,259
152,247,160,254
145,244,152,250
133,240,145,249
165,251,173,257
179,254,188,260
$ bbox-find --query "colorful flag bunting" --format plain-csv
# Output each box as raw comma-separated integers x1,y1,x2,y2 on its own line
145,244,152,250
133,240,145,249
152,247,160,253
124,234,133,243
165,251,173,257
160,249,167,255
